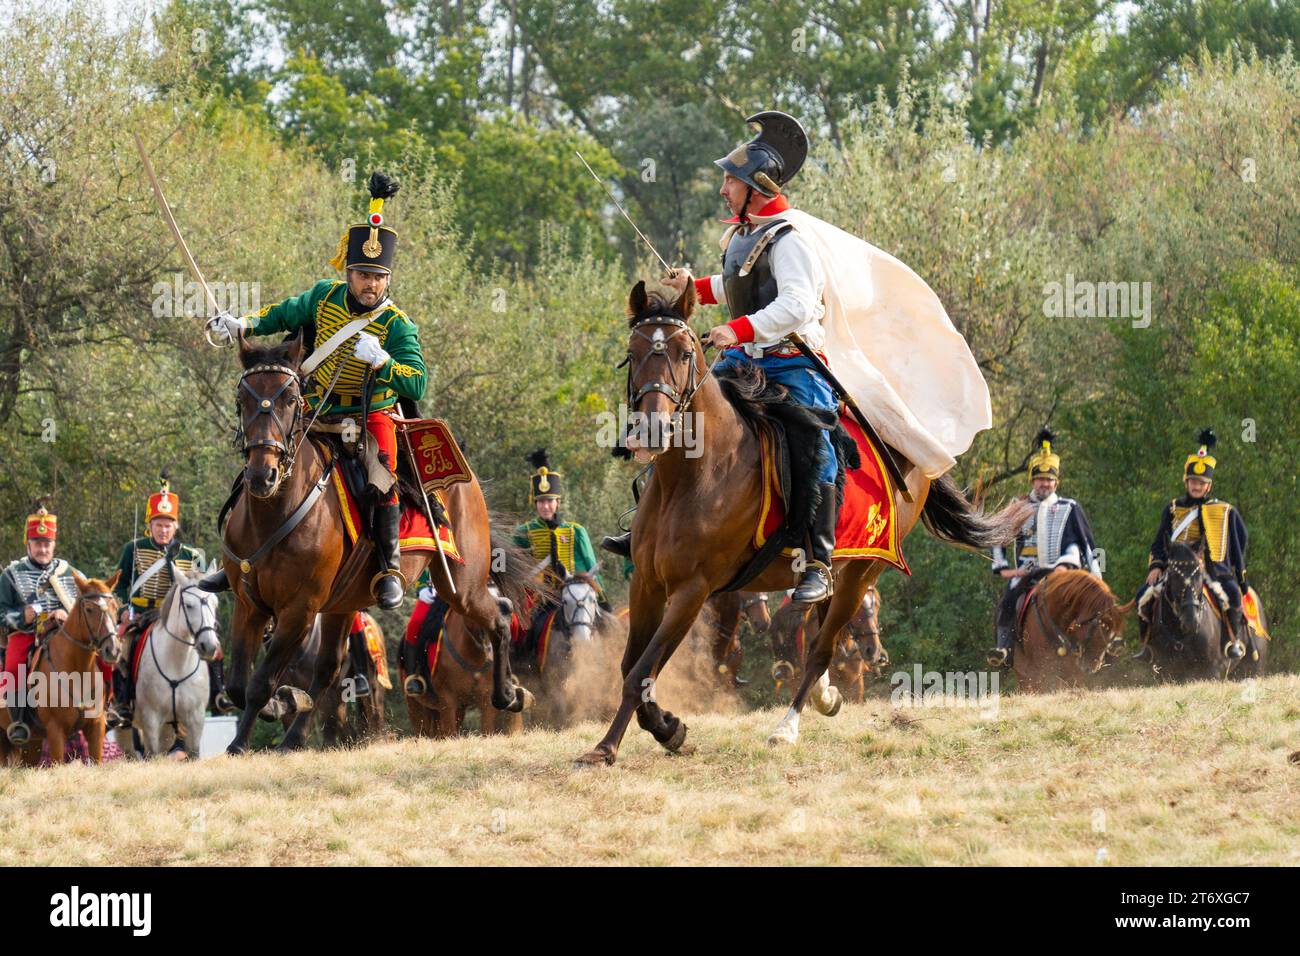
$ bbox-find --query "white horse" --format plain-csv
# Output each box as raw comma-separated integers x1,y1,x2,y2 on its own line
128,567,221,758
558,574,601,647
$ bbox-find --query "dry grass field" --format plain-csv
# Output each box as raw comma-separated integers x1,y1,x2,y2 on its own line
1,673,1297,866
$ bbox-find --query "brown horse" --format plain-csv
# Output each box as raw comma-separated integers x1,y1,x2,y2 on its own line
1015,569,1131,692
830,586,884,703
575,282,1029,764
273,612,388,746
703,590,770,686
0,572,122,766
403,608,523,738
216,333,530,754
770,587,885,702
1142,543,1264,682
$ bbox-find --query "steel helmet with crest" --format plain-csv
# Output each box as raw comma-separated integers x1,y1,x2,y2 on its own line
714,110,810,209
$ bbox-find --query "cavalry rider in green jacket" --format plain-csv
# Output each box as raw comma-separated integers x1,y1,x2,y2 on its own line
513,450,606,657
106,476,235,729
211,172,426,610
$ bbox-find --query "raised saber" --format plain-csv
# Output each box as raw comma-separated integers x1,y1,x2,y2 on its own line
575,150,673,274
788,333,914,503
132,132,229,349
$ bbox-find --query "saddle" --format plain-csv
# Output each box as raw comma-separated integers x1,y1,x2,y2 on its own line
713,366,852,593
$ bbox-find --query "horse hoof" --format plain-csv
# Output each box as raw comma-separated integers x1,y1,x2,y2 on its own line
812,685,842,717
660,721,688,753
225,743,248,756
258,700,286,722
278,685,314,714
573,747,615,767
767,725,798,747
508,686,534,714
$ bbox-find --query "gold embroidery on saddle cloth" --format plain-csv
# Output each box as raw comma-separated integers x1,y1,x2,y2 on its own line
1199,502,1232,563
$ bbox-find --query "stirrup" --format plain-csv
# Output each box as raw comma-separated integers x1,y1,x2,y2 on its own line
106,704,133,730
370,569,407,609
1226,639,1246,660
987,647,1010,668
6,721,31,745
213,692,237,714
791,561,833,604
403,674,427,697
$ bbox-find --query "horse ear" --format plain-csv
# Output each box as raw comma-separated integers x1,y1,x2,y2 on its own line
678,279,696,320
628,280,648,324
238,329,257,367
285,327,306,368
105,569,121,591
73,569,90,593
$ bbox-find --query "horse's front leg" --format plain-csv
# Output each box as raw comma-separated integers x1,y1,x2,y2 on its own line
44,719,68,765
227,609,312,755
226,594,270,712
279,613,350,751
576,580,702,766
82,716,106,764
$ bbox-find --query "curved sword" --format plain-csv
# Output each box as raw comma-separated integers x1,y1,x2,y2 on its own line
132,132,229,348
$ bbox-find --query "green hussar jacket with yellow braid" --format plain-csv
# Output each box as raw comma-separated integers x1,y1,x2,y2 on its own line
244,279,426,415
113,538,203,612
513,517,601,587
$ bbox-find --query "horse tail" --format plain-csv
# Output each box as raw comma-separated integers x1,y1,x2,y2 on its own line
486,512,554,615
921,473,1034,553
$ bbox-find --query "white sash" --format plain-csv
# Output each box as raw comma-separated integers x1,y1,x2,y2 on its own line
129,554,170,597
1171,507,1200,543
299,300,390,377
46,560,75,612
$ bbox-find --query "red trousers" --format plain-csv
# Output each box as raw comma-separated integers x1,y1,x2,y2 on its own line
367,410,399,504
404,599,431,646
2,631,113,690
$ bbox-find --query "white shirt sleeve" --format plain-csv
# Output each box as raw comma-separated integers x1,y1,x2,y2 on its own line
741,229,826,348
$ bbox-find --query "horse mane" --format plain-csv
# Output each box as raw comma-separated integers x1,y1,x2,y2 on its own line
1041,569,1122,621
239,329,304,370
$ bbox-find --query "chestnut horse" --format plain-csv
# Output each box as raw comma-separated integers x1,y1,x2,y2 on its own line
215,333,529,754
403,607,523,738
0,572,122,766
575,282,1029,764
1014,569,1131,692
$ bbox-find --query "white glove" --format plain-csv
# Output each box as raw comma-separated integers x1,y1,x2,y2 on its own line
417,586,437,604
210,312,248,344
354,331,389,369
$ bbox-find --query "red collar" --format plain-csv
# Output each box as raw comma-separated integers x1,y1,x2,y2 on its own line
724,194,790,223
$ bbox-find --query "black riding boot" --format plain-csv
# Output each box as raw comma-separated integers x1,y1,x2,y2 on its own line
401,639,426,696
372,500,406,611
106,667,134,729
987,588,1019,667
791,483,838,605
1225,606,1247,660
600,531,632,558
348,630,373,698
207,659,236,713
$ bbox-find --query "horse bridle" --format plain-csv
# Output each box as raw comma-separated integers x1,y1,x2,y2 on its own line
1030,591,1111,662
237,362,306,487
52,593,120,660
620,315,712,417
163,582,219,650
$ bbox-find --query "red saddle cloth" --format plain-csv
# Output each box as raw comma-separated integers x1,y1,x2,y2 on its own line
755,413,909,574
331,469,464,564
129,622,155,684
